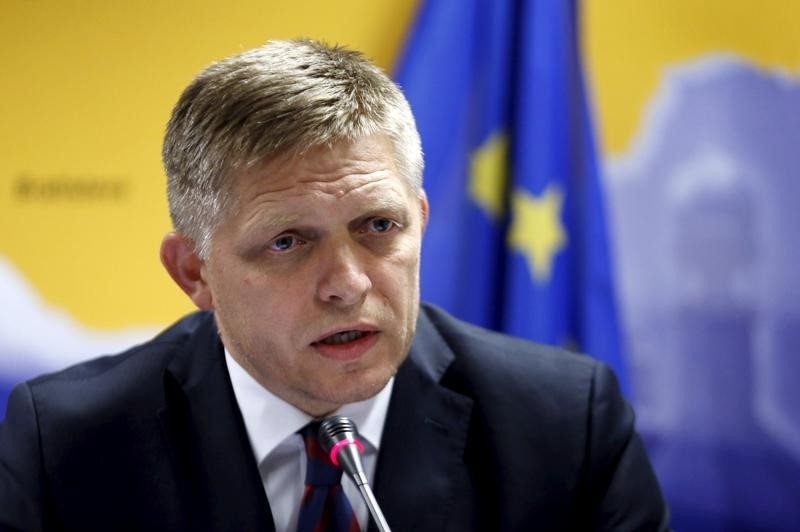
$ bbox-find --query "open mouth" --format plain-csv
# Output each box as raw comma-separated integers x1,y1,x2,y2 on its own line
316,330,372,346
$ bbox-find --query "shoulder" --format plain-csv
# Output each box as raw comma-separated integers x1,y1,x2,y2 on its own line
0,311,220,528
24,311,216,419
415,304,668,528
416,303,627,446
419,303,603,399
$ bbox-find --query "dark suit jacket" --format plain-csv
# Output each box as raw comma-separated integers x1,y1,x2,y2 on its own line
0,304,668,531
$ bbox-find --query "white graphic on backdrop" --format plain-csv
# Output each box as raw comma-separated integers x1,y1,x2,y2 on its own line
0,255,158,377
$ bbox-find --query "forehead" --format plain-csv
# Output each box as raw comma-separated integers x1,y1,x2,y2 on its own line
231,134,411,205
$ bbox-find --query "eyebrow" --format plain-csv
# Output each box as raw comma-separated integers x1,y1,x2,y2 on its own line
256,212,303,230
240,189,412,238
236,212,301,250
365,194,409,214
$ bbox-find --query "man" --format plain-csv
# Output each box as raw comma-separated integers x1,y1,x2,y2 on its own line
0,40,669,531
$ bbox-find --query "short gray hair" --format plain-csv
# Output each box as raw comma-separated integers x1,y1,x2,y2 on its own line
162,39,423,258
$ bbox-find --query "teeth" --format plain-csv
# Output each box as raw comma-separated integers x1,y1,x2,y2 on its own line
320,330,366,345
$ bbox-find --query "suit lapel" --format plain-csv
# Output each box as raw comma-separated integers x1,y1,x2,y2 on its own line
372,308,474,532
157,313,275,532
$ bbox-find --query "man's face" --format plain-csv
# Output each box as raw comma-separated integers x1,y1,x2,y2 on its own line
200,134,427,416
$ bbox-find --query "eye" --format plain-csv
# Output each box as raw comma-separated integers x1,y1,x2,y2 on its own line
267,234,304,252
365,217,397,234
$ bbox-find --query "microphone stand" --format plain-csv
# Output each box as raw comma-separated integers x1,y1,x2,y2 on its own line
351,471,391,532
359,483,391,532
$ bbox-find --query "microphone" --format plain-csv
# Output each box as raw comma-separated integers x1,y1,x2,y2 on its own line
318,416,392,532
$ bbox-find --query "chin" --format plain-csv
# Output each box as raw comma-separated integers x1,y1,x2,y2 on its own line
319,366,395,405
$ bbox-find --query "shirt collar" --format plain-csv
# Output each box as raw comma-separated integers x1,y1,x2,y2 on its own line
225,349,394,464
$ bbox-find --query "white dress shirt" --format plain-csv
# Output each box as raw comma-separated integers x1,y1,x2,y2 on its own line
225,350,393,532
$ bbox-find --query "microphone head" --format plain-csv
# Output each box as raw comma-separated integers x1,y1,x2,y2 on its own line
318,415,367,485
318,416,358,451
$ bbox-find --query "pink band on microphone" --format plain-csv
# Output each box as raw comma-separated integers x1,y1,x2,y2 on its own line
329,438,364,466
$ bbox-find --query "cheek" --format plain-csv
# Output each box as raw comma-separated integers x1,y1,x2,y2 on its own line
375,244,422,300
212,268,289,323
244,272,313,324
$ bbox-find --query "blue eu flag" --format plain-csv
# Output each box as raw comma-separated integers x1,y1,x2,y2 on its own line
395,0,629,395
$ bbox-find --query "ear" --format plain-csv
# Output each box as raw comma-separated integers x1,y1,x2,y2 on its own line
160,232,213,310
418,189,430,233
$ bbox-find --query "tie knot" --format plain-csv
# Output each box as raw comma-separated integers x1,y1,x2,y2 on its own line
300,422,343,487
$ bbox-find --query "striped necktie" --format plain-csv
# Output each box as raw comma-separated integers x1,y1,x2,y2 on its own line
297,422,360,532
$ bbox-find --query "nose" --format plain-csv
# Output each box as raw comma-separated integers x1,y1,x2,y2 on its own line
315,240,372,307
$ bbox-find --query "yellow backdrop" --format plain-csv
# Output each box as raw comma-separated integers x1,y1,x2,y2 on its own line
585,0,800,154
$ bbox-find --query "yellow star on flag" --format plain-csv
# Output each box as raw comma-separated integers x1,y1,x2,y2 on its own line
508,184,567,283
468,132,508,219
